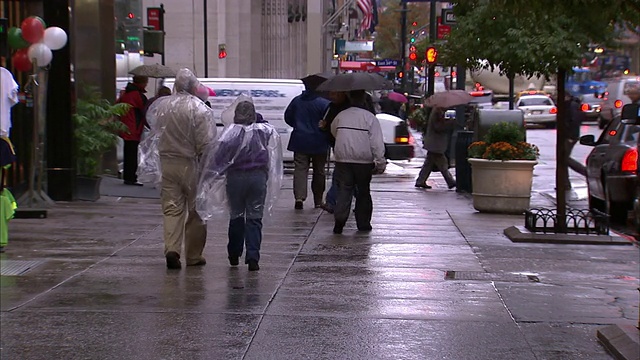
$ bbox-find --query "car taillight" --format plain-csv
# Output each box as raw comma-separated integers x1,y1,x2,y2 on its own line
395,136,410,143
621,148,638,172
614,100,623,108
550,107,557,114
581,103,590,112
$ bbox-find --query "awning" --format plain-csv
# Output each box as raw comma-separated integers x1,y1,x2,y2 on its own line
339,62,397,73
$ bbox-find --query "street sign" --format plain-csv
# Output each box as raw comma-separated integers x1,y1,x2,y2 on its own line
147,7,164,31
437,24,451,39
441,8,456,25
376,59,399,67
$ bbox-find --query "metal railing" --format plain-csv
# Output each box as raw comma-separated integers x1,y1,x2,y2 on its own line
524,208,610,235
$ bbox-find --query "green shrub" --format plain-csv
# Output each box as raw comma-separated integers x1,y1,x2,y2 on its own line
483,121,525,145
74,87,130,177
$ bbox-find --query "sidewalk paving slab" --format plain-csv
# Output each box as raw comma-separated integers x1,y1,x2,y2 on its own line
1,169,637,360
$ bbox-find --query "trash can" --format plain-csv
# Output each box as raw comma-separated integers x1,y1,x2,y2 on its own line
455,130,474,193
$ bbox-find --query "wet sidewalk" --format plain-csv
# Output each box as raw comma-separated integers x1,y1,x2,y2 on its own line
1,164,638,359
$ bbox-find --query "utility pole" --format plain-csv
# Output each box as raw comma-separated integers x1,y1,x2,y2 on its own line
427,0,436,97
400,1,408,92
203,0,208,77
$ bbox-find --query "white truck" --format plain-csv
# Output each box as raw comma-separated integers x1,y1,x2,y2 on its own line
468,66,552,97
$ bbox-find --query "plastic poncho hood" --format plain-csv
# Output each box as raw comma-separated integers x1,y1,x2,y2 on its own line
137,68,217,185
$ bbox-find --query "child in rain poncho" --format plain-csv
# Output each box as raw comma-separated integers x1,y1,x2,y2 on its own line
197,95,283,271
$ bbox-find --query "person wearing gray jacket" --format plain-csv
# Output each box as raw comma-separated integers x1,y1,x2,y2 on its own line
330,90,386,234
415,107,457,190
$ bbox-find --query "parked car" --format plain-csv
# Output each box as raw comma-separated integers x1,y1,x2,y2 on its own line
516,94,557,128
578,93,603,123
599,76,640,129
376,113,415,161
580,103,639,223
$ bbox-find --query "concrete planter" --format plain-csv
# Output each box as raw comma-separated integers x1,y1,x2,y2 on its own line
468,158,537,214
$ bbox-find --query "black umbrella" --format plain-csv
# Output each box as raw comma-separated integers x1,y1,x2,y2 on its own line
316,72,394,92
301,72,333,91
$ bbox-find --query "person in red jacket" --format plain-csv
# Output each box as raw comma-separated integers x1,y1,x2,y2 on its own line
117,75,148,186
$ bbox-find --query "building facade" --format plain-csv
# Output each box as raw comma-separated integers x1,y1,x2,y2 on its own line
137,0,335,79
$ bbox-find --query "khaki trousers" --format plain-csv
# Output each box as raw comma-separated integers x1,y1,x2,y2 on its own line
293,153,327,206
160,158,207,264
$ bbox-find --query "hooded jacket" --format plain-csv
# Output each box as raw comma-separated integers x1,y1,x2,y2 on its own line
117,82,148,141
284,91,330,154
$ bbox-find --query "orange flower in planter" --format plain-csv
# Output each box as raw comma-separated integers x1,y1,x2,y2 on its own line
467,122,539,161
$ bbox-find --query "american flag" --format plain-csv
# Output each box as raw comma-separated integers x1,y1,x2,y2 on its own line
357,0,374,34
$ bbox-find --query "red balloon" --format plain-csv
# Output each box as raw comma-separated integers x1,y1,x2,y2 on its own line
12,49,33,72
20,16,45,43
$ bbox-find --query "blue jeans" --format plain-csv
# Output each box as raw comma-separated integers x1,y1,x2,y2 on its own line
226,170,267,263
325,171,357,210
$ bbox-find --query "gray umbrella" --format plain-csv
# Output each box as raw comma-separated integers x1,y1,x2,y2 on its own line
129,64,178,78
316,72,394,92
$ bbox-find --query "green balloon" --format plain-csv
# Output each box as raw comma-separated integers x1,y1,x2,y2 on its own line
31,16,47,29
7,27,30,49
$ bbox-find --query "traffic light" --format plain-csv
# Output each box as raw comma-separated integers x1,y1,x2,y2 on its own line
218,44,227,59
409,45,417,61
397,71,404,79
410,21,417,44
425,46,438,64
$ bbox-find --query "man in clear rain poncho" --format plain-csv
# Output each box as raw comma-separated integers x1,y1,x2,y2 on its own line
138,68,217,269
197,95,283,271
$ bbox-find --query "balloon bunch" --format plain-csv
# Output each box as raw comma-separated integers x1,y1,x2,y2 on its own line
7,16,68,72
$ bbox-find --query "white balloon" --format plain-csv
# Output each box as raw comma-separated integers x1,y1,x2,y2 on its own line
43,27,68,50
28,43,53,67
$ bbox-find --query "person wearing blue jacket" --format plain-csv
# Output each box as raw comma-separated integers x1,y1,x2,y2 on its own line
285,86,330,210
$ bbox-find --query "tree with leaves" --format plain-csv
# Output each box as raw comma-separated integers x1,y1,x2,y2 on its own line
439,0,640,231
373,1,432,62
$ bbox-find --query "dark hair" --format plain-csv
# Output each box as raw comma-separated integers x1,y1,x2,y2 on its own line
157,86,171,97
133,75,149,85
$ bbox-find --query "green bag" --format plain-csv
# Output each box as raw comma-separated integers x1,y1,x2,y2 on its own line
1,188,17,246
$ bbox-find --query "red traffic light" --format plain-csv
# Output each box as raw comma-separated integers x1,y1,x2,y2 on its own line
425,46,437,64
127,12,135,19
218,44,227,59
412,21,418,27
409,53,417,61
409,45,417,52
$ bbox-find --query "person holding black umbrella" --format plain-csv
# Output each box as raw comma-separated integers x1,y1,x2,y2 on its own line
285,74,331,210
330,90,386,234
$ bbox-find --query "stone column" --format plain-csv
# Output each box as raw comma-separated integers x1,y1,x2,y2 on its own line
44,0,74,200
306,0,324,75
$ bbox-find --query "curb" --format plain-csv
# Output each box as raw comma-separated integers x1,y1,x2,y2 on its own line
597,324,640,360
504,226,632,245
